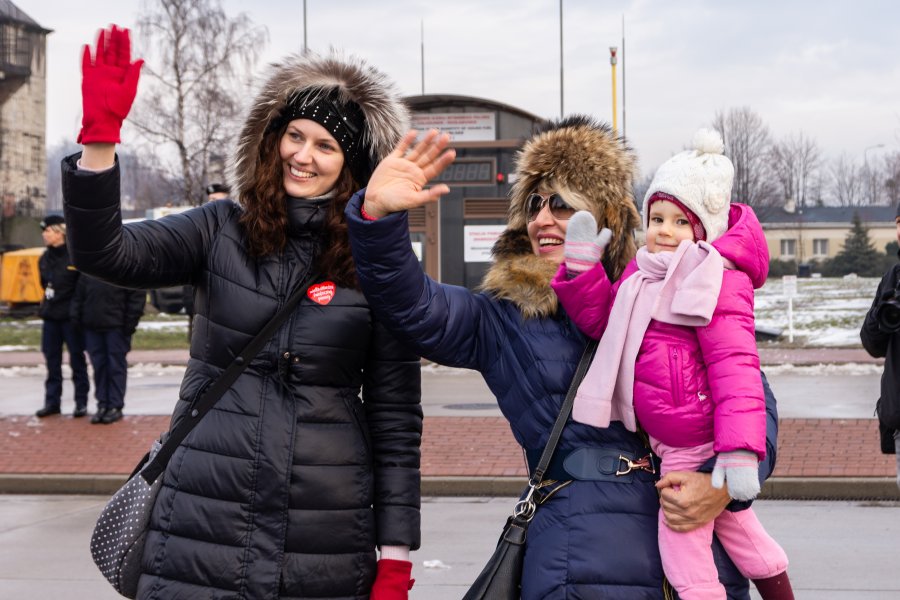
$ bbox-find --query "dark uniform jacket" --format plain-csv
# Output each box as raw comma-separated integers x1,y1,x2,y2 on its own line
62,155,422,599
71,274,146,334
38,244,80,321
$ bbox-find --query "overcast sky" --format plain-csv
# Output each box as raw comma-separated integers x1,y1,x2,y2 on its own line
23,0,900,178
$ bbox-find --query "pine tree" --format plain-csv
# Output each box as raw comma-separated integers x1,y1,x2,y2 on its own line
823,212,884,276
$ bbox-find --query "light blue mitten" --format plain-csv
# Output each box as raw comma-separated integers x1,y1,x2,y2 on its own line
711,450,761,501
564,211,612,279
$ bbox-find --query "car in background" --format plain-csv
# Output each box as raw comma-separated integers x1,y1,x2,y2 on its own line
150,285,190,314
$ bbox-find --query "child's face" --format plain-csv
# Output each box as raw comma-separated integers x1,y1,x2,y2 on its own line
646,200,696,253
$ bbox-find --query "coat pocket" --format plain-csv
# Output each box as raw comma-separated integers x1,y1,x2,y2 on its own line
667,345,684,407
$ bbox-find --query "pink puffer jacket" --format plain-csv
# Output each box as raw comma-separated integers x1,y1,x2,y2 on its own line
552,204,770,458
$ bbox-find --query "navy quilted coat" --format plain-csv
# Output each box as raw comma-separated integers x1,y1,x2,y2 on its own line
346,192,778,599
62,156,422,599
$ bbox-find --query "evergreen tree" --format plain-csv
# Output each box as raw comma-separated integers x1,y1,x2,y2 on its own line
823,212,884,276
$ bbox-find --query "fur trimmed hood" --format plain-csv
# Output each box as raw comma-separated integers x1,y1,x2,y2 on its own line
230,51,409,203
482,116,639,317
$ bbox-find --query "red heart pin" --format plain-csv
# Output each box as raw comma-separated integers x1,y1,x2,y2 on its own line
307,281,336,305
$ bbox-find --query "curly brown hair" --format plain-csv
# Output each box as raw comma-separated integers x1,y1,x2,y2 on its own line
239,125,360,289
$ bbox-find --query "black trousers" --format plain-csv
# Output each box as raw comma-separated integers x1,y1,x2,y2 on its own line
84,328,132,410
41,318,89,410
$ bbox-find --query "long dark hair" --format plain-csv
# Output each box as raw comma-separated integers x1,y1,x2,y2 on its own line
239,124,360,289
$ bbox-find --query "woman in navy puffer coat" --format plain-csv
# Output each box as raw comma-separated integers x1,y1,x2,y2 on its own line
347,117,779,599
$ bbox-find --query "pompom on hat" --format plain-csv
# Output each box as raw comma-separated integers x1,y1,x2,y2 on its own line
642,128,734,243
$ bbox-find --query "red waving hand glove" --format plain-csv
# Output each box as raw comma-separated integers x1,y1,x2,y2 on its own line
370,559,414,600
78,24,144,144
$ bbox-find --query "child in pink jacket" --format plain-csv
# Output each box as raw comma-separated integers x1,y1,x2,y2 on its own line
551,129,793,600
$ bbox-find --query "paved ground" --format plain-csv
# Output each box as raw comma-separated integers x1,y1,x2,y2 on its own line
0,346,885,369
1,346,897,499
1,494,899,599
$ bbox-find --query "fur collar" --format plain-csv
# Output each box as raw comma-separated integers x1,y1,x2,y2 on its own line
480,228,560,319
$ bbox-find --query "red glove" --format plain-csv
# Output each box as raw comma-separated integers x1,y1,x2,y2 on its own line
370,559,414,600
78,24,144,144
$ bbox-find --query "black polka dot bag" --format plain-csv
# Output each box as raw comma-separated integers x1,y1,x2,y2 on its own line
89,281,314,597
90,439,164,598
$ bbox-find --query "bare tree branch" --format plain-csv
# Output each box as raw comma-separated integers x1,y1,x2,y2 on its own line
711,107,778,219
770,132,821,210
828,154,863,207
130,0,268,206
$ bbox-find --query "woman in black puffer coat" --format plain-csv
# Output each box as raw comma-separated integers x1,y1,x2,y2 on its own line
63,26,421,600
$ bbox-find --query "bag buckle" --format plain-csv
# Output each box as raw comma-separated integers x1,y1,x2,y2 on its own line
514,482,539,521
615,453,656,476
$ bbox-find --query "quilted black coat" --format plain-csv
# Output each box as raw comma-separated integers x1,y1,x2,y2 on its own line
62,155,422,599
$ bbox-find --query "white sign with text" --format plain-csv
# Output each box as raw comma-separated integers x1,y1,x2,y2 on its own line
411,112,496,141
463,225,505,262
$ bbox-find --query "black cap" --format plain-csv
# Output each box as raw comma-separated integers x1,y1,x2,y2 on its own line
40,215,65,229
206,183,231,195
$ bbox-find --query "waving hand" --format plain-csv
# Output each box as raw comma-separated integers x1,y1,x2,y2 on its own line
363,130,457,218
78,24,144,144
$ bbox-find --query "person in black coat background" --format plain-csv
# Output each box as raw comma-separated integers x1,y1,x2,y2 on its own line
36,214,89,418
70,274,146,424
860,203,900,490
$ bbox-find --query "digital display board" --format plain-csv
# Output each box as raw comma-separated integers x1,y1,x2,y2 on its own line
433,159,496,185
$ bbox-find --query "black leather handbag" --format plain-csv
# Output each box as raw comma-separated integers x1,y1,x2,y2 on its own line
462,340,598,600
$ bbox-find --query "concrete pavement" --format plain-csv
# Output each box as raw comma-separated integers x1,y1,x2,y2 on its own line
0,494,898,599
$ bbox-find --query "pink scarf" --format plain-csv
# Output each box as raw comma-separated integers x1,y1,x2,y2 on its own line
572,240,725,430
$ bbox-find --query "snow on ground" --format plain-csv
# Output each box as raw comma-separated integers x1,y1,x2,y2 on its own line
0,277,885,350
754,276,880,347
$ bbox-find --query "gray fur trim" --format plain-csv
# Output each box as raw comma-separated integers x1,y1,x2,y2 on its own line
229,50,409,202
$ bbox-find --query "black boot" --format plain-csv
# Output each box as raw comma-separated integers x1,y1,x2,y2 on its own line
73,405,88,418
101,407,123,424
36,405,61,418
91,407,108,424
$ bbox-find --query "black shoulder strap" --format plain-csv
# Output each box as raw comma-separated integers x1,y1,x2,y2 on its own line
530,339,598,485
140,281,313,483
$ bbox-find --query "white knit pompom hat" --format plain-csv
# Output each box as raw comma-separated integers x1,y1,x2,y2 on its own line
641,128,734,242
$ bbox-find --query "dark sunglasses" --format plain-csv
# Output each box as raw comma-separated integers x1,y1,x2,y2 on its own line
526,193,575,222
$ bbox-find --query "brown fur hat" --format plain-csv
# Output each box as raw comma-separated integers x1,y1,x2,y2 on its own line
496,115,640,283
230,50,409,204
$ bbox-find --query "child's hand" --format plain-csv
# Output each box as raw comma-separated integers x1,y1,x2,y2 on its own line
564,211,611,278
711,450,760,501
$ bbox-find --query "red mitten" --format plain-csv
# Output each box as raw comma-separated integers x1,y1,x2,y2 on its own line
370,559,414,600
78,24,144,144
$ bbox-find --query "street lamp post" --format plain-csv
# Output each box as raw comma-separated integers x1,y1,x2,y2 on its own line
609,47,617,132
